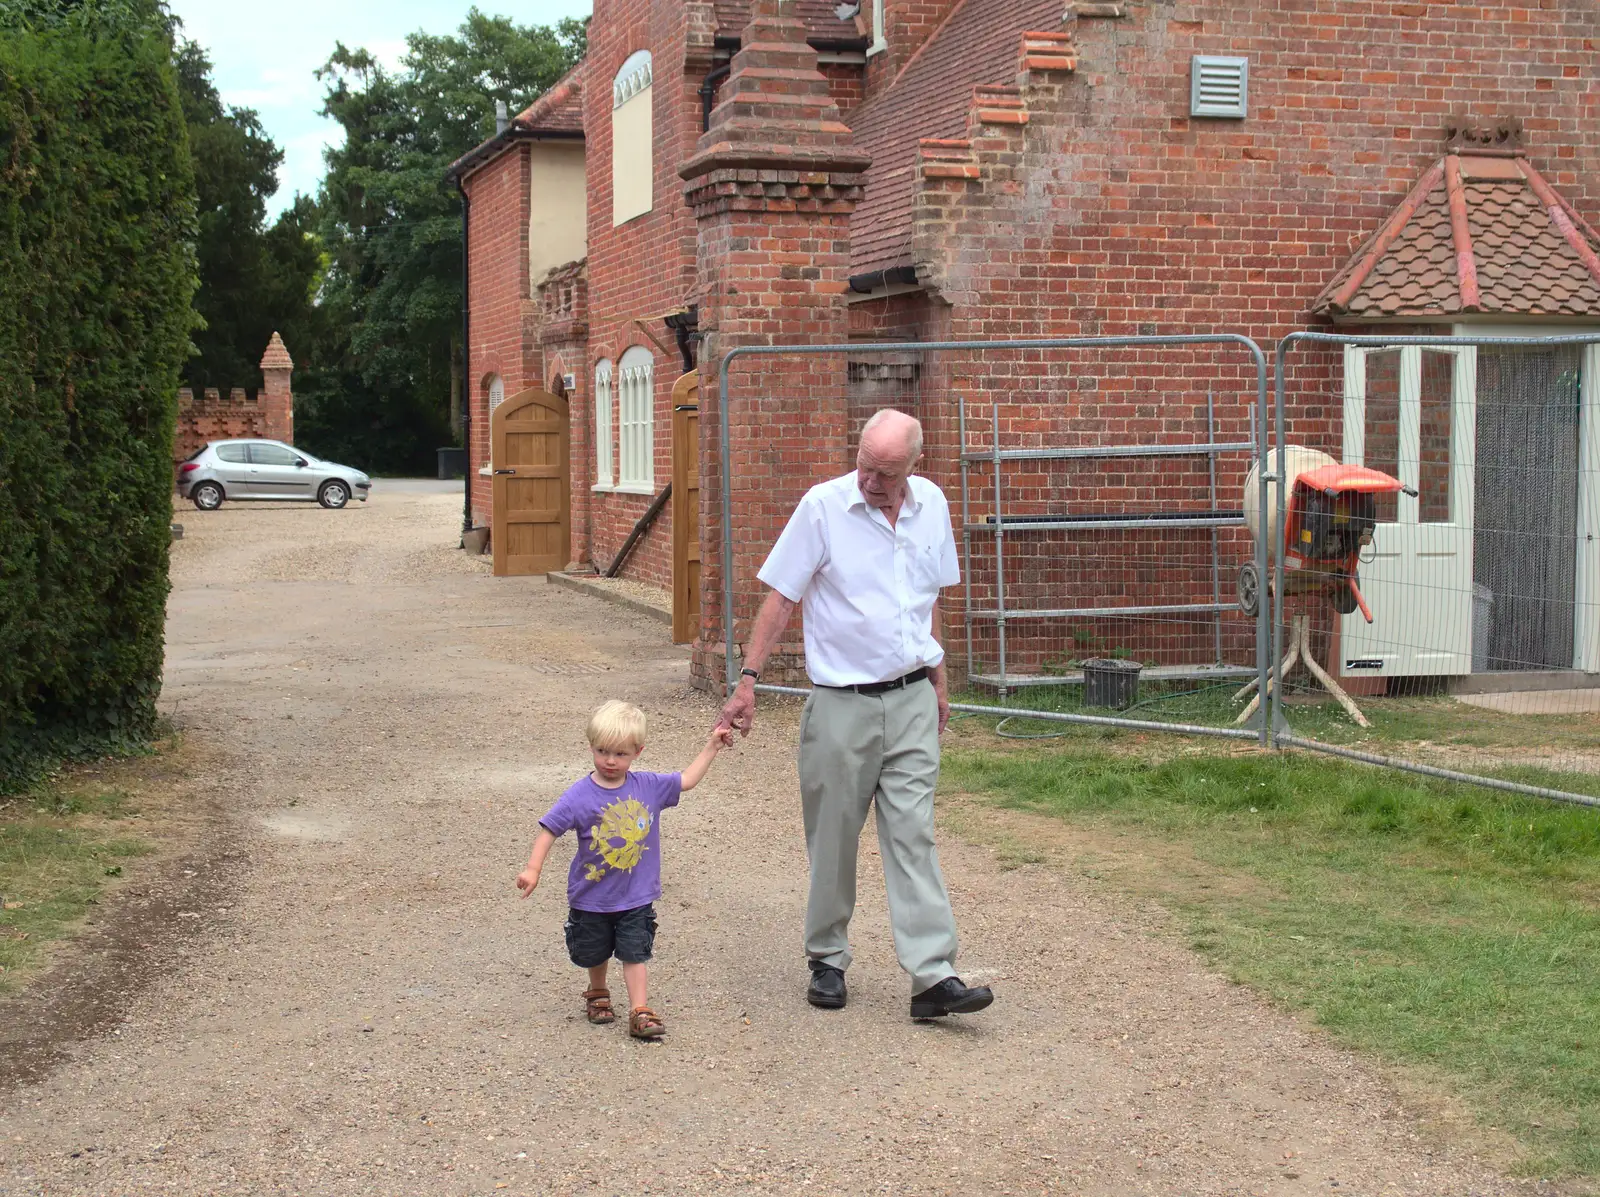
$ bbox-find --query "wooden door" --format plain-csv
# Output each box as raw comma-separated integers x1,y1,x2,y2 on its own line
671,371,700,643
492,388,569,576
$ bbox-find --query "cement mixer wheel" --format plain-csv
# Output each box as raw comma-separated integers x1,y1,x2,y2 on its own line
1237,562,1261,618
1331,573,1360,616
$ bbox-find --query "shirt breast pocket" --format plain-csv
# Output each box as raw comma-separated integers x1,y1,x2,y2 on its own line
909,540,945,594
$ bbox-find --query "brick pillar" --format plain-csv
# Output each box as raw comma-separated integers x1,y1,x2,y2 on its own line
259,331,294,444
679,0,871,691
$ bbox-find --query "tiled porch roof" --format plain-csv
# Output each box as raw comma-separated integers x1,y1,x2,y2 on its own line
1312,152,1600,321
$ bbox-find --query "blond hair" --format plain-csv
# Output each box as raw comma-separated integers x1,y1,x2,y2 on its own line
587,700,647,751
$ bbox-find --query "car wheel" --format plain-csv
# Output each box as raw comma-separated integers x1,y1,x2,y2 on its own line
192,481,224,511
318,480,350,509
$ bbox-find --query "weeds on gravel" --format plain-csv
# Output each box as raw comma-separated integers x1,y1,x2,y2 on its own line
942,746,1600,1180
0,780,150,992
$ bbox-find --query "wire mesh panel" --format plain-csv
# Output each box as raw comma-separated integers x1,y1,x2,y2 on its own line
1271,332,1600,807
716,336,1271,744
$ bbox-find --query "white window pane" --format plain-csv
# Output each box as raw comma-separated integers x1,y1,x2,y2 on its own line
595,364,613,486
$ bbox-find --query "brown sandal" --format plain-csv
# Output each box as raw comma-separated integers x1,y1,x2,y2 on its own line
583,987,616,1024
629,1006,665,1039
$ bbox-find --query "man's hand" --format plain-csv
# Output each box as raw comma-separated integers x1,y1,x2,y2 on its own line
931,662,951,735
718,676,757,739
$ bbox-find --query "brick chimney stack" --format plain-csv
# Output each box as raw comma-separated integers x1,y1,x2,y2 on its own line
679,0,871,689
259,331,294,444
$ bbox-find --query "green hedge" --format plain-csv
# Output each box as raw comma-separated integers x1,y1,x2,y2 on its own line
0,3,198,791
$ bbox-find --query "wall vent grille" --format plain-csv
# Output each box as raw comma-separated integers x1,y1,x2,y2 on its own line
1191,55,1248,119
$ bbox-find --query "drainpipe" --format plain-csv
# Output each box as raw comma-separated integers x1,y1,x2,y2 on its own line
455,176,472,537
700,61,731,132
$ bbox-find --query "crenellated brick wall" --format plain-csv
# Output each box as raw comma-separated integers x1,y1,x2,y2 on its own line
174,332,294,464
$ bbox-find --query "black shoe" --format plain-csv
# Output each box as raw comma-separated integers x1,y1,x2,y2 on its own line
910,976,994,1019
806,962,847,1009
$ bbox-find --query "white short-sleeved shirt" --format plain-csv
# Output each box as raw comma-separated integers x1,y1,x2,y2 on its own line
756,471,960,687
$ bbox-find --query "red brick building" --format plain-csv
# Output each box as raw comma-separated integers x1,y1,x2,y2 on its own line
453,0,1600,691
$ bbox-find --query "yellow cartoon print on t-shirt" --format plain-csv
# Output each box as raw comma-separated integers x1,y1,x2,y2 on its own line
585,796,653,881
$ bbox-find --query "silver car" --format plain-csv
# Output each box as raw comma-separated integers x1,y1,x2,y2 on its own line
178,440,371,510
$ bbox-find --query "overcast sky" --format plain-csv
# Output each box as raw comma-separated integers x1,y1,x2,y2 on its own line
167,0,592,218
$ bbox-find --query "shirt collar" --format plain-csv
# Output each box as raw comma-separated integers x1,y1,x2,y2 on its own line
847,475,923,519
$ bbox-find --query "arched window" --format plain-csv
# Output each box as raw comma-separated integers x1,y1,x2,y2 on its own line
483,374,505,470
617,346,654,491
611,50,653,226
594,359,614,488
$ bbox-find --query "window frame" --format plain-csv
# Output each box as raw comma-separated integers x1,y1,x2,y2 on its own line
615,346,655,494
611,50,654,227
480,374,506,473
248,442,301,467
594,359,615,490
867,0,886,57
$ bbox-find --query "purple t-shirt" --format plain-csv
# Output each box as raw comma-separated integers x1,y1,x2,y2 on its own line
539,771,682,913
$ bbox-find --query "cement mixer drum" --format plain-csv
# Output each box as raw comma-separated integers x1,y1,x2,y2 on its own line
1242,445,1337,560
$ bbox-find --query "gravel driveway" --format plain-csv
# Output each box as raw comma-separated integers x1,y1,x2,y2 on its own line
2,484,1527,1196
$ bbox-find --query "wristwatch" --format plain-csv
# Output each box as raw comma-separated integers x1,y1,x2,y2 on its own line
740,667,760,681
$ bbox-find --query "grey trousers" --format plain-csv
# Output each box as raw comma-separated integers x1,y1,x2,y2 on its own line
798,678,959,993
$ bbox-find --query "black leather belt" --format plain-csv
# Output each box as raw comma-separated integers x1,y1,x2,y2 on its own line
820,667,929,696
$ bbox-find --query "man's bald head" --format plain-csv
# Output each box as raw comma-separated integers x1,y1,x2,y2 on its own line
859,408,923,471
855,409,923,518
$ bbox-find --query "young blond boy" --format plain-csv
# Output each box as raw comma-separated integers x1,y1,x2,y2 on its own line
516,700,729,1039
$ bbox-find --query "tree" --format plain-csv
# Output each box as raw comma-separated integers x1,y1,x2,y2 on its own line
174,37,321,398
0,0,197,788
300,9,585,474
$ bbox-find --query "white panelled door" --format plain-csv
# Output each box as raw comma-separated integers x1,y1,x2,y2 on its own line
1340,345,1476,677
1578,344,1600,673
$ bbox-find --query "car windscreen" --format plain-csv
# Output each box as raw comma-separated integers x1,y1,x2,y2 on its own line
214,444,249,463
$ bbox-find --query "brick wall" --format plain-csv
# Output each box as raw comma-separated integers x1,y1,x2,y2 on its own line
830,4,1600,679
174,334,294,464
175,389,281,462
580,0,705,591
463,143,535,532
681,0,871,688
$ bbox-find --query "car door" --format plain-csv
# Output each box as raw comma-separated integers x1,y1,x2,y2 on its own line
212,442,255,496
247,442,315,499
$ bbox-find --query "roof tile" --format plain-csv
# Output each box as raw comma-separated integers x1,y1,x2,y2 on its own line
1313,154,1600,321
848,0,1062,276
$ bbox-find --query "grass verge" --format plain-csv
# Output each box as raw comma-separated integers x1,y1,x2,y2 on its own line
0,733,193,994
942,741,1600,1180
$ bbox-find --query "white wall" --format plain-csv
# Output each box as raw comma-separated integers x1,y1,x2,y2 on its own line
529,141,588,281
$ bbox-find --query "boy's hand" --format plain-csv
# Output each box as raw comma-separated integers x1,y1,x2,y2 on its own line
709,727,734,751
515,868,540,898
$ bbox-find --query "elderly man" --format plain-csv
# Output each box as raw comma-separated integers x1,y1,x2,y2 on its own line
717,408,993,1021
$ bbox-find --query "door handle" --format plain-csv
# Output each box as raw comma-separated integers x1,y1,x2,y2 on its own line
494,469,516,475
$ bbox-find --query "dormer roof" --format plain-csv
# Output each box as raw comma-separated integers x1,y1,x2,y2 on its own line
1313,143,1600,322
